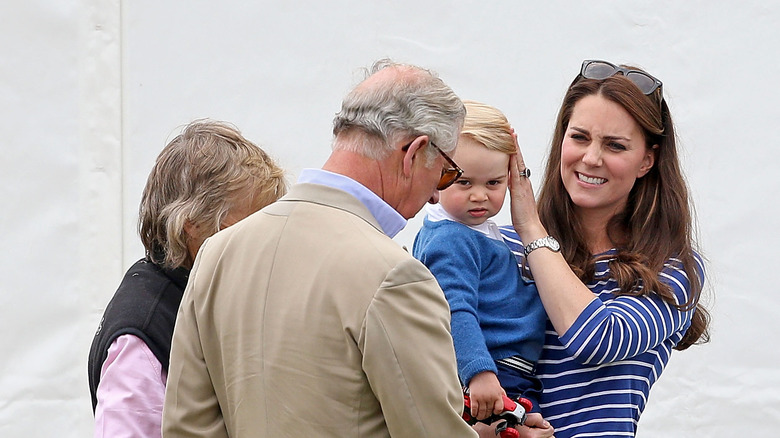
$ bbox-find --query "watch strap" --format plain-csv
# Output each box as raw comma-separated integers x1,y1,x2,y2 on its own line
524,235,560,256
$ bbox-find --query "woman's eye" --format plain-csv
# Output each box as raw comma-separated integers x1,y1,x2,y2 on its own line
571,133,587,141
608,142,627,151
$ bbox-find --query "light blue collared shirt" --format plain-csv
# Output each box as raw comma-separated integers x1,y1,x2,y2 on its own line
297,168,407,238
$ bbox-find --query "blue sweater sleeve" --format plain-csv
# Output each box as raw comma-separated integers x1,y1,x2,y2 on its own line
413,222,497,384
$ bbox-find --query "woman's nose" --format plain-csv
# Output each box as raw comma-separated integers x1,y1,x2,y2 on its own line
581,142,602,166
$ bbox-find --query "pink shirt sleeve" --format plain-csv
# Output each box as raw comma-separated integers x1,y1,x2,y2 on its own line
93,334,167,438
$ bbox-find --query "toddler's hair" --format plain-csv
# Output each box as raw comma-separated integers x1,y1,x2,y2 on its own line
461,100,515,155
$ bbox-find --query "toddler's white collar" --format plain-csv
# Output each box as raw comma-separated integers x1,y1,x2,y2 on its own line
424,204,503,241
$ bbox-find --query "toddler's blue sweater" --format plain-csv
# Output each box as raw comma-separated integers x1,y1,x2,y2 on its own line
413,218,546,385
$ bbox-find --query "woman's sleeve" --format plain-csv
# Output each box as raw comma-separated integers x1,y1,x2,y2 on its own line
559,255,705,365
93,334,166,438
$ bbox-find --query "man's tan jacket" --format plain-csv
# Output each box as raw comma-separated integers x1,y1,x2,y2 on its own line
162,183,477,437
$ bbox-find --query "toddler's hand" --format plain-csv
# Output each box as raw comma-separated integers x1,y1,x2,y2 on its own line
467,371,506,420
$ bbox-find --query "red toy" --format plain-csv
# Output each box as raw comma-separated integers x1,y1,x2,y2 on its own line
462,392,534,438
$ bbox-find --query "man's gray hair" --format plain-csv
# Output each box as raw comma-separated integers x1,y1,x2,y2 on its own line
332,59,465,163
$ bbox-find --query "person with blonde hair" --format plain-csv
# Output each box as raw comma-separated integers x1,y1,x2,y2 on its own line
414,100,552,436
504,60,711,437
88,119,286,438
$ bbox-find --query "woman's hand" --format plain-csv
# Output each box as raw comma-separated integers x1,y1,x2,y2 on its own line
508,133,545,242
521,413,555,437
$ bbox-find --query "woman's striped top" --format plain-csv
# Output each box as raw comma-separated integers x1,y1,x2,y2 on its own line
500,227,703,437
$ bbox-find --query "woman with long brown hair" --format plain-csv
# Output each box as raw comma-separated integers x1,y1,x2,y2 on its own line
502,60,710,437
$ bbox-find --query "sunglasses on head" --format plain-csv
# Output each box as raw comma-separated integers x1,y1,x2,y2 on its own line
580,60,663,96
402,141,463,190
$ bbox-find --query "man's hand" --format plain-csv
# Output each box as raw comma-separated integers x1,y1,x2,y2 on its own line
467,371,506,420
473,413,555,438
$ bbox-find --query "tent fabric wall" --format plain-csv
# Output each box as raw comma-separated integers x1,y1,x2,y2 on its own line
1,1,778,436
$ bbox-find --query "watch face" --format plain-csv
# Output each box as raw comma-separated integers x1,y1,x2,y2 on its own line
547,236,561,251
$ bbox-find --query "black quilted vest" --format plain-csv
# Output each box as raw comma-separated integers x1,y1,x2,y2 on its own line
87,258,188,411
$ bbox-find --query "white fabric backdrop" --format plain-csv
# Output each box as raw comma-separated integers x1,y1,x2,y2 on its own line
1,1,778,436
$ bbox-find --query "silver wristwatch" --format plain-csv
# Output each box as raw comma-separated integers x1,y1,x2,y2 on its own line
524,235,561,256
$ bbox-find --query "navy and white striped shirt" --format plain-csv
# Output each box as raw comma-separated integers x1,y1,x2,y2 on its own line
500,227,703,437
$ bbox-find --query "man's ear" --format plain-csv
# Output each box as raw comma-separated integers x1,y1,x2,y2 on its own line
638,144,658,177
402,135,429,177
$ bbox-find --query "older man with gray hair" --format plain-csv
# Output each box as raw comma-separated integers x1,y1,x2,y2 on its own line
162,59,477,437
